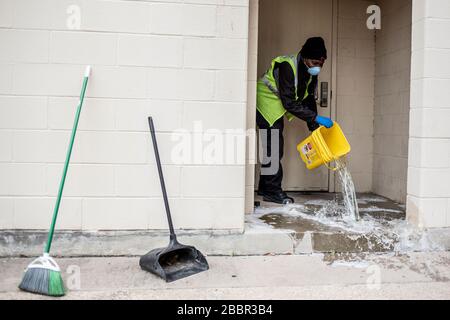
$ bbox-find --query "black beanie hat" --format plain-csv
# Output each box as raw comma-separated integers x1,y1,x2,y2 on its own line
300,37,327,60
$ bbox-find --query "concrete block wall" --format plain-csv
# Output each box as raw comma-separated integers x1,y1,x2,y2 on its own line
336,0,375,192
373,0,412,204
245,0,258,214
0,0,249,231
407,0,450,228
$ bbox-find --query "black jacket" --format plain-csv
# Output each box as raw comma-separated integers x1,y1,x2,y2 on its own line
274,54,319,131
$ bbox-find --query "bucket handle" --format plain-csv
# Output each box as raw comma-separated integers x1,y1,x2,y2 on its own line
324,156,345,171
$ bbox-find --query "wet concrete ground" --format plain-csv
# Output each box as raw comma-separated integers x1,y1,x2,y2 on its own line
254,192,405,233
251,192,418,253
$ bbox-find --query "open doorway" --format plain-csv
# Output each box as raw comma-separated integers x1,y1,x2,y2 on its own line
255,0,336,192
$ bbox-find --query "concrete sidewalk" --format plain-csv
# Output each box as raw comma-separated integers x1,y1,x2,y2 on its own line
1,252,449,300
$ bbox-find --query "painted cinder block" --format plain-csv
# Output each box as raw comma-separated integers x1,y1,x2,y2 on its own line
147,68,216,101
118,34,182,68
223,0,249,6
48,97,115,131
0,29,49,63
50,31,117,65
73,132,148,164
412,48,450,80
216,5,249,39
0,64,13,94
146,132,187,165
349,172,373,193
0,0,13,28
215,70,247,102
1,0,253,231
0,131,12,162
407,195,449,228
182,101,246,131
180,166,245,197
171,197,245,229
87,66,147,99
180,69,215,101
151,2,219,36
408,167,450,198
339,0,373,20
82,198,152,230
12,130,68,163
183,37,247,70
411,78,450,109
407,0,450,226
81,0,151,33
146,67,182,100
410,108,450,138
246,82,257,130
149,2,184,35
423,0,450,20
181,4,217,36
338,18,374,41
46,164,115,197
409,138,450,168
0,198,14,229
0,164,47,196
12,0,58,29
12,64,85,96
0,96,47,129
114,165,181,197
245,185,255,214
115,99,183,132
13,197,82,230
12,130,148,164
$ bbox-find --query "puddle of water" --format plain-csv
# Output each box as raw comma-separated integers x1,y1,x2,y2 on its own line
252,201,443,253
251,157,441,253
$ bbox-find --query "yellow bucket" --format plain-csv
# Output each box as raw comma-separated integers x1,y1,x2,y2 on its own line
297,122,351,170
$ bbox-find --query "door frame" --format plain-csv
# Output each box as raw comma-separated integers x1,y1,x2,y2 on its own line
250,0,339,193
328,0,338,193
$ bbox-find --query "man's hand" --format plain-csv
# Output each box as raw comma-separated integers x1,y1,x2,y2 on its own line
315,115,334,128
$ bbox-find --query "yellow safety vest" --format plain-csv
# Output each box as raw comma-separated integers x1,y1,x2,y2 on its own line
257,55,312,127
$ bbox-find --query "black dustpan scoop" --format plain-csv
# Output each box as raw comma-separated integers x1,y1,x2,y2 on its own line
140,117,209,282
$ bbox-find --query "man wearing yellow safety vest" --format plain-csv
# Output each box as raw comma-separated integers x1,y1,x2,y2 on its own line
257,37,334,204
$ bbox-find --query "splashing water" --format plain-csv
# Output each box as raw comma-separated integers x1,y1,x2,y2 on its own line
335,157,360,221
252,203,443,253
251,155,443,253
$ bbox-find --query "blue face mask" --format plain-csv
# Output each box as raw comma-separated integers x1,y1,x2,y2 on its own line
307,66,321,76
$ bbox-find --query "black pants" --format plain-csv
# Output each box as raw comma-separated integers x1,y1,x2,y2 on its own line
257,110,284,194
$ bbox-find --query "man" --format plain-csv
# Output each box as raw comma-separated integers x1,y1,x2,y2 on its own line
256,37,334,204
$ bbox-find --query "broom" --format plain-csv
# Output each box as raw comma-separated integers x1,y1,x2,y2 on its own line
19,66,91,297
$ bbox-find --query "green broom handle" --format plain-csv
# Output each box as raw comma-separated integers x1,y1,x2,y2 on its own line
45,66,91,254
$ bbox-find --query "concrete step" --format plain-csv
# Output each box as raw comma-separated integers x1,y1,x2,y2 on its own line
1,193,448,257
1,225,448,257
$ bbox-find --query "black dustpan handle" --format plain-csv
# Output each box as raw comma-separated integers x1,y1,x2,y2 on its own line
148,117,177,242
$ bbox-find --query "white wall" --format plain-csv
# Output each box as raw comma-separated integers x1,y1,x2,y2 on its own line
336,0,375,192
245,0,258,214
407,0,450,228
0,0,249,231
373,0,412,204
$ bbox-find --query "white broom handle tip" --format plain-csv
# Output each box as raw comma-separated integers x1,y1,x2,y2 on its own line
84,65,91,78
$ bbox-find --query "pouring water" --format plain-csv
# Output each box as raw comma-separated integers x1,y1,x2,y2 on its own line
335,157,360,221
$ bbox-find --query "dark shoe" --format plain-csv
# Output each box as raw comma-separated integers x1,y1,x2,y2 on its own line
262,191,294,205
